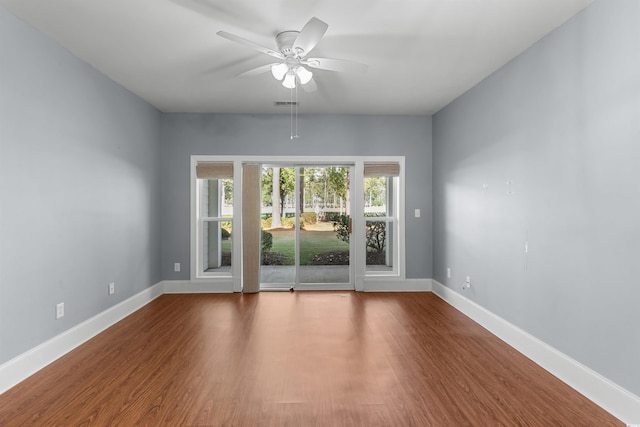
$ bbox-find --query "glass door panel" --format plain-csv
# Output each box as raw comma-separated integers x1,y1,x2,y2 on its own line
260,165,352,288
299,166,350,284
260,166,296,287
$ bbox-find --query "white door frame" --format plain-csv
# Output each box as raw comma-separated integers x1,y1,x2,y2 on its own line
190,155,405,292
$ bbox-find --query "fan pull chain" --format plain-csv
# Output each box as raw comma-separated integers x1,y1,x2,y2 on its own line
290,84,300,140
290,86,294,140
295,84,299,139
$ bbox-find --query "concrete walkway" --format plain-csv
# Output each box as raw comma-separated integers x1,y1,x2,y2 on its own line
261,265,350,284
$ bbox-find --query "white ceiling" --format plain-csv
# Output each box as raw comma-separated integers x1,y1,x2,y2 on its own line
1,0,592,115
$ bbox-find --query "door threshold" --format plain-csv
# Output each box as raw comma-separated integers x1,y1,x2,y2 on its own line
260,284,354,291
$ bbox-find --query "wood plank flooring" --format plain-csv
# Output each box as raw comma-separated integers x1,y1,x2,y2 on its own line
0,292,622,426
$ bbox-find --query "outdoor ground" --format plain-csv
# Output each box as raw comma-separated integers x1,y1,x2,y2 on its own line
221,220,385,266
262,220,385,266
263,221,347,265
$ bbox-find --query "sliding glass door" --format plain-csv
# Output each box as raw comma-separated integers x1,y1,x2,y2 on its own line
260,165,352,290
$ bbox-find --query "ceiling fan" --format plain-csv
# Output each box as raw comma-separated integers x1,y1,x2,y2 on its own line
217,17,367,90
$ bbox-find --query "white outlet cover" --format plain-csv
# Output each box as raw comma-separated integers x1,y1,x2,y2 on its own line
108,282,115,295
447,268,451,278
56,302,64,319
174,262,181,272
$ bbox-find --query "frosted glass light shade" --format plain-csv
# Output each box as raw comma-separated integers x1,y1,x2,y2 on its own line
295,66,313,85
271,63,289,80
282,72,296,89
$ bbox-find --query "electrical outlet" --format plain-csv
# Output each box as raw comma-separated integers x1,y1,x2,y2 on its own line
108,282,115,295
56,302,64,319
174,262,181,272
465,276,471,288
447,268,451,278
414,209,421,218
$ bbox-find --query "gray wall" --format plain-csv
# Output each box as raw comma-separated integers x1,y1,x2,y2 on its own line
433,0,640,396
160,113,433,280
0,7,162,364
9,0,635,403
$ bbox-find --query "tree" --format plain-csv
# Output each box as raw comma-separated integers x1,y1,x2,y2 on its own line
271,167,281,228
327,167,349,214
261,167,296,227
364,177,385,207
279,168,295,214
299,167,305,210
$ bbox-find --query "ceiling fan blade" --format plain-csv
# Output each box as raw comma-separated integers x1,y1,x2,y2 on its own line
236,63,280,78
217,31,284,60
304,57,368,74
292,17,328,57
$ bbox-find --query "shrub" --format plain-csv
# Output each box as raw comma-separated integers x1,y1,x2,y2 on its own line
261,216,305,229
365,221,386,253
261,230,273,253
281,216,295,228
333,215,386,254
221,227,231,240
301,212,317,225
334,215,351,244
324,212,342,222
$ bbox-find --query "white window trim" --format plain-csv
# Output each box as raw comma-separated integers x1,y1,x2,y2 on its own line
190,155,405,292
190,157,243,292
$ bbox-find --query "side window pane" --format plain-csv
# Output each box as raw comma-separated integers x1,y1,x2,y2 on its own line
199,178,233,217
197,171,233,277
202,220,232,274
365,220,393,273
364,173,398,275
364,176,387,215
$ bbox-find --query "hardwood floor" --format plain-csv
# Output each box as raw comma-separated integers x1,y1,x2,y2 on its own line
0,292,622,426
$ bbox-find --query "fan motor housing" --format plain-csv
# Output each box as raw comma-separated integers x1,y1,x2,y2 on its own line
276,31,300,55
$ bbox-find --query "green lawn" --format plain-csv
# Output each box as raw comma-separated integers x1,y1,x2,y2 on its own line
267,229,348,265
220,227,349,266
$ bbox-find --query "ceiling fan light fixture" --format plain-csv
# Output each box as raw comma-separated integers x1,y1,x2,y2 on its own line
271,63,289,80
295,66,313,85
282,72,296,89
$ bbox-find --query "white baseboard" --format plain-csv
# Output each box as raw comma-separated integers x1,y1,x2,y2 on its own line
0,281,164,395
364,278,432,292
162,279,234,293
431,280,640,425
